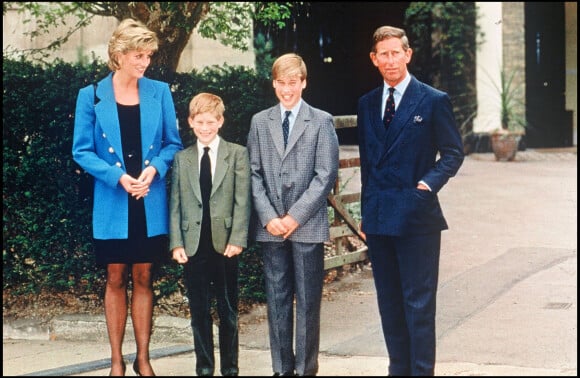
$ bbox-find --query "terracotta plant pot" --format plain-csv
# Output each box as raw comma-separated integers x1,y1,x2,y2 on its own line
490,131,521,161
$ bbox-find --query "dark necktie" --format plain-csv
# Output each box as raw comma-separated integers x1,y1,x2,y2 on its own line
282,110,291,148
383,87,396,129
200,146,212,208
199,146,213,251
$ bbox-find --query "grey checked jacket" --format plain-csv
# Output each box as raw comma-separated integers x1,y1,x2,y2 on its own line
247,101,339,243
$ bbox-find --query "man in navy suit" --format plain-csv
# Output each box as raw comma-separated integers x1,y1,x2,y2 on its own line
357,26,464,376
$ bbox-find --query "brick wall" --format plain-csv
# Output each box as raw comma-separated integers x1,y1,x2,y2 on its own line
502,2,526,125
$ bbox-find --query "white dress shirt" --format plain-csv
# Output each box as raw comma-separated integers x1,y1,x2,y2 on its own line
197,136,220,182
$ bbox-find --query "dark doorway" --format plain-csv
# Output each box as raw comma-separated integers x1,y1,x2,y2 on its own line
260,2,408,143
525,2,571,147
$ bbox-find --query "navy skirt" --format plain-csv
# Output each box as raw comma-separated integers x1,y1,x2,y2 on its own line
93,192,168,267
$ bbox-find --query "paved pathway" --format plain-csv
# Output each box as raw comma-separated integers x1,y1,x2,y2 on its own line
3,148,577,376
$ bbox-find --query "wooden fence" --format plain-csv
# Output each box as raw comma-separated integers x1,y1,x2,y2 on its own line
325,115,368,270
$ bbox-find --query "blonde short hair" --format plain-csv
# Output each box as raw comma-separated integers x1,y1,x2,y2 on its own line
371,25,410,52
271,53,307,81
188,93,225,121
107,18,158,71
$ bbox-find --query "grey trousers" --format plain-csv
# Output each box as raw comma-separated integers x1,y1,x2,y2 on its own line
261,241,325,376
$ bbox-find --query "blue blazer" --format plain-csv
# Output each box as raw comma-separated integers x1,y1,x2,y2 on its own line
357,75,464,236
72,72,183,239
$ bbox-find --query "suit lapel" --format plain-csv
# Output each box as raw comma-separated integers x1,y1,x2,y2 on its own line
385,77,422,143
267,106,286,157
94,75,163,169
184,147,203,203
137,78,160,158
369,89,387,142
379,77,425,164
95,74,124,161
362,88,388,165
284,102,310,156
212,141,230,197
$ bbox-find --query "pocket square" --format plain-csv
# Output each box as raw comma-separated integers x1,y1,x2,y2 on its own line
413,115,423,123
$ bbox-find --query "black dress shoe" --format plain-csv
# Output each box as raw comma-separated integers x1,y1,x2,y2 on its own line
132,361,141,376
196,367,214,376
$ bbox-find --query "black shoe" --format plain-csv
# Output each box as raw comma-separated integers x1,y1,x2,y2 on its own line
222,368,238,376
197,367,214,376
132,361,141,376
133,360,157,376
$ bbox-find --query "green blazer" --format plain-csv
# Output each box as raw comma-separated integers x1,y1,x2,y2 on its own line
169,139,251,256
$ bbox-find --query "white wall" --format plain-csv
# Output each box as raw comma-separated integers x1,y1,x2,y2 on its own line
177,29,254,72
2,9,254,73
473,2,503,133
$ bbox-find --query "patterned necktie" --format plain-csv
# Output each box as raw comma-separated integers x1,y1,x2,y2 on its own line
383,87,396,129
200,146,212,207
282,110,291,148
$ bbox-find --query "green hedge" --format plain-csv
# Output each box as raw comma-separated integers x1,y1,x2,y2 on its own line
3,58,275,305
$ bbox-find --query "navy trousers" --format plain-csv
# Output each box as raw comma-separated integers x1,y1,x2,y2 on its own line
366,232,441,376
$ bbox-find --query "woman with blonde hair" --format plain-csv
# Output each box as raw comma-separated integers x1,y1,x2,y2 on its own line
72,18,183,376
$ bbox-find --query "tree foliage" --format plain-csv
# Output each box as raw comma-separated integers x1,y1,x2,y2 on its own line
404,2,482,135
3,2,293,73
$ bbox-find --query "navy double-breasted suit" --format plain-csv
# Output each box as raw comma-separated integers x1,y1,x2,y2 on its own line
358,75,464,236
357,75,464,375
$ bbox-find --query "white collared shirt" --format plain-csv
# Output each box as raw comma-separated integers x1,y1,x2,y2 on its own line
381,72,411,116
197,136,220,181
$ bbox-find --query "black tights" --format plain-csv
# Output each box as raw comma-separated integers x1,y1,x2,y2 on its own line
105,263,156,376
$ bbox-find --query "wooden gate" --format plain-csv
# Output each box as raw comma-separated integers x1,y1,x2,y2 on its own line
325,115,368,270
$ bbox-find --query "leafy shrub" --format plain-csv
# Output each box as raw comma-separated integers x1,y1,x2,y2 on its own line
3,58,106,294
172,64,276,147
3,57,273,306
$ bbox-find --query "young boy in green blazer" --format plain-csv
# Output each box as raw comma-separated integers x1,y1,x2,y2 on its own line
169,92,251,376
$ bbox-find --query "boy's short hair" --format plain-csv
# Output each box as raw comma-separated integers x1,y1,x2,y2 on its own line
272,53,307,81
188,93,225,120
